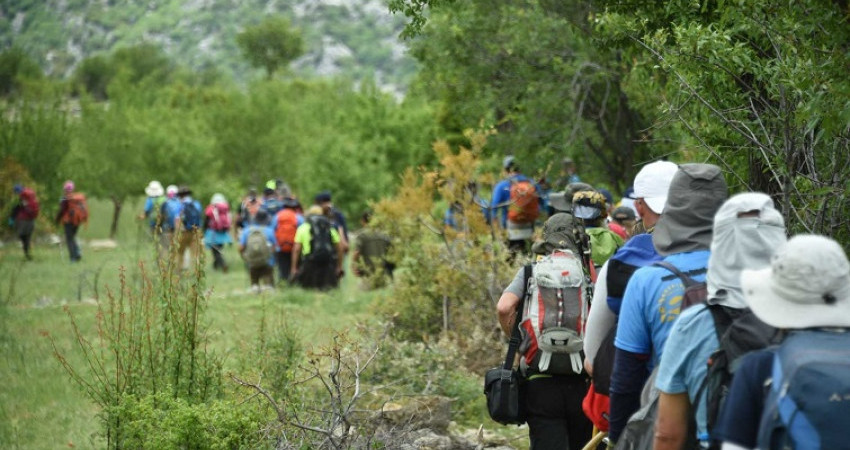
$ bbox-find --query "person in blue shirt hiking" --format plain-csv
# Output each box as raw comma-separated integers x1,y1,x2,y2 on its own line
490,156,541,255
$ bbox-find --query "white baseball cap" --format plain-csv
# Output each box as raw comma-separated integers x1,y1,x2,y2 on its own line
741,234,850,329
633,161,678,214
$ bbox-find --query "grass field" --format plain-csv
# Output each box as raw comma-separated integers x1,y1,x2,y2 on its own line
0,198,385,449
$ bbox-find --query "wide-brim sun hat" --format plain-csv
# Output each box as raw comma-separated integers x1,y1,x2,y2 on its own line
145,180,164,197
741,234,850,329
549,182,595,213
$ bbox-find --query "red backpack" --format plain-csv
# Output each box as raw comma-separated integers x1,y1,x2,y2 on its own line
207,203,231,231
274,209,298,253
507,179,539,224
20,188,40,219
63,193,88,226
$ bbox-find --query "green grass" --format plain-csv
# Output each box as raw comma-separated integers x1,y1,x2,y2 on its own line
0,197,382,449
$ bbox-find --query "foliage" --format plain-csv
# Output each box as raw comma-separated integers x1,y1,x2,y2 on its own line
50,252,224,448
373,130,514,342
404,0,666,193
0,46,43,97
105,391,268,450
237,16,305,79
594,0,850,243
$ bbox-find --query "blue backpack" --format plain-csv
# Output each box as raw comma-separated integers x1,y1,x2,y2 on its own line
160,199,182,232
181,201,202,230
757,330,850,450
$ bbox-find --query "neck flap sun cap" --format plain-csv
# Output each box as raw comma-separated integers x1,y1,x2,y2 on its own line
706,192,786,309
741,234,850,328
652,163,728,256
572,190,605,221
633,161,679,214
531,213,582,255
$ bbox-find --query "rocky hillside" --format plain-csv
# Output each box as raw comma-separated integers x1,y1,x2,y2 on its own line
1,0,418,94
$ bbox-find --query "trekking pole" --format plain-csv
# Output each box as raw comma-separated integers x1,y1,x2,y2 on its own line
581,431,607,450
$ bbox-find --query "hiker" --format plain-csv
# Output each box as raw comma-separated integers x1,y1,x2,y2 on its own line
158,185,182,255
352,210,394,287
239,209,276,292
552,157,581,192
496,213,593,450
175,186,202,270
271,197,303,284
315,191,349,253
9,184,39,260
261,183,284,217
140,180,165,233
203,193,233,272
237,188,261,231
653,193,786,449
444,182,491,230
291,205,343,290
607,206,636,240
580,160,677,433
490,156,541,255
572,189,624,268
607,164,728,445
713,234,850,450
55,180,88,262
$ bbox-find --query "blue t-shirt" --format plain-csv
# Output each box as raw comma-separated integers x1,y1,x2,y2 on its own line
615,250,710,367
239,225,277,267
655,304,718,443
712,349,773,448
490,174,535,227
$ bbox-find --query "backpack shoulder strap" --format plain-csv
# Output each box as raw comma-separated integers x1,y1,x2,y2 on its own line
503,264,532,370
653,260,706,286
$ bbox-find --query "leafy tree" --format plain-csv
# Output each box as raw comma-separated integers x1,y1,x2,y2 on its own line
110,43,174,87
404,0,662,192
594,0,850,242
0,47,43,97
72,54,115,100
236,16,304,80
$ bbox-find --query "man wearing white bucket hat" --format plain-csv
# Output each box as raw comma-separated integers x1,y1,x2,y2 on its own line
713,235,850,450
140,180,165,232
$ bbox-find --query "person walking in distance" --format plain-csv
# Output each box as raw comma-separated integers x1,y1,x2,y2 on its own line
55,180,88,262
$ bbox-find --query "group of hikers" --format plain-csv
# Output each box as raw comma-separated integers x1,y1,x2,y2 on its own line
8,180,89,262
487,157,849,450
139,179,392,292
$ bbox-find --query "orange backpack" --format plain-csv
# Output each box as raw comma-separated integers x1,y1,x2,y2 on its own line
63,193,89,226
507,179,539,224
274,209,298,253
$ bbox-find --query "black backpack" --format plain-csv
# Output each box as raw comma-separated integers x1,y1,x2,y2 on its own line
701,305,781,448
306,215,335,264
181,202,202,230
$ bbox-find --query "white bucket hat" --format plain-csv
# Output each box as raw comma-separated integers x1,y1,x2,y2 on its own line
632,160,678,214
145,180,164,197
741,234,850,329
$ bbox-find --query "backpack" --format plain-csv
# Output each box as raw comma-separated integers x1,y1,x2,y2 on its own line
587,227,625,267
181,201,202,231
244,227,272,269
261,197,284,217
757,331,850,450
21,188,39,219
507,179,539,224
274,209,299,253
208,203,231,231
653,261,708,309
700,305,781,447
306,215,335,264
160,199,181,232
518,250,587,375
63,193,88,226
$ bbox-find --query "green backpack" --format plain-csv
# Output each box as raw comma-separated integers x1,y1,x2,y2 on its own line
244,228,271,269
587,227,624,267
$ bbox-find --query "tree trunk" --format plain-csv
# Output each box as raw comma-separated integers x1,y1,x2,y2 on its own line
110,196,122,240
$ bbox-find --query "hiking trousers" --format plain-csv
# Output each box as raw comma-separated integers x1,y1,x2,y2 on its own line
16,219,34,258
275,251,292,284
210,244,228,271
63,223,81,261
525,374,593,450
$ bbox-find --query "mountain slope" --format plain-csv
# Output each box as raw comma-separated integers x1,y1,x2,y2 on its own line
1,0,418,93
